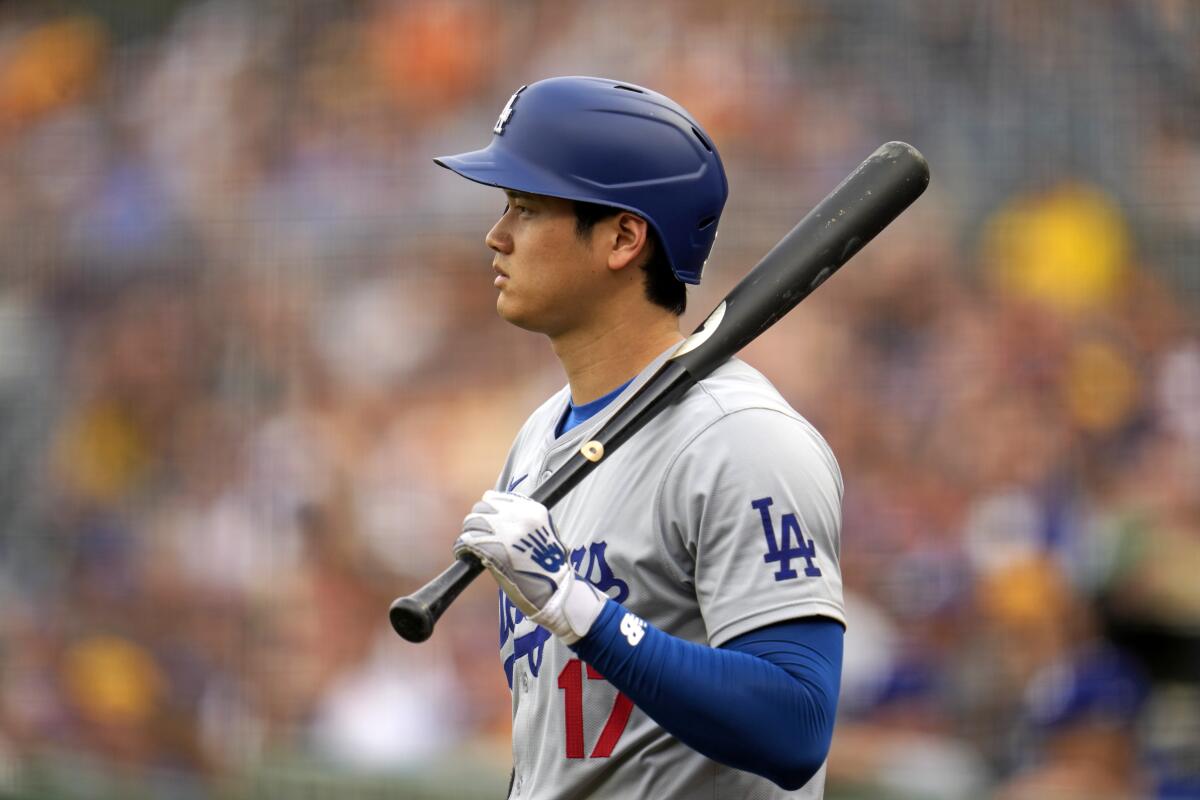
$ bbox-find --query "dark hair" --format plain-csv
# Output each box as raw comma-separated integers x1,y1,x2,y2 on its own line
573,200,687,315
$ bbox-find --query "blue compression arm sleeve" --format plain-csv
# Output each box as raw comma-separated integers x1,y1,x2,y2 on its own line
571,601,843,790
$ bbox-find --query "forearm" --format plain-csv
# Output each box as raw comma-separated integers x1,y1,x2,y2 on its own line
571,602,842,790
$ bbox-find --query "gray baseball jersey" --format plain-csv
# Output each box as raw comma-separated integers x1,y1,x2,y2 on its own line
496,345,845,799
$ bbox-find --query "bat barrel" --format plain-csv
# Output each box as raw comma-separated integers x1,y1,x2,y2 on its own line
671,141,929,380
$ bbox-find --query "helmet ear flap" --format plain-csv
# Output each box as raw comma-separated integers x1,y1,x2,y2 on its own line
434,76,728,286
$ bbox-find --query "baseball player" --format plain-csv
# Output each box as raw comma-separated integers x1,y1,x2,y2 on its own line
439,77,845,799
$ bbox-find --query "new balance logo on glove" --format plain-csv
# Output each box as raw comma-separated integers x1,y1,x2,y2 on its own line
514,528,567,573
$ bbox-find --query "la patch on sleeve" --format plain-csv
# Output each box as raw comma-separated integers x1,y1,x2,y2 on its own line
751,497,822,582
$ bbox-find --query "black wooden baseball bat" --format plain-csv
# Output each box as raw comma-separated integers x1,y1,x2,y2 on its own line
390,141,930,643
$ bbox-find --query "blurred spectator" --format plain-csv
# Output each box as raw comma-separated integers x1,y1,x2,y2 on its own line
0,16,106,136
997,648,1149,799
0,0,1195,797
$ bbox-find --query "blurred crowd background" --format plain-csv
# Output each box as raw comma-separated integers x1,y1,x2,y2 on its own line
0,0,1197,798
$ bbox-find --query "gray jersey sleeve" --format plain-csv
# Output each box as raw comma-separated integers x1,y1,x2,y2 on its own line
655,407,845,647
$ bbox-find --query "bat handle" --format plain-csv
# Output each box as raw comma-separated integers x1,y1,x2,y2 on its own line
389,554,486,642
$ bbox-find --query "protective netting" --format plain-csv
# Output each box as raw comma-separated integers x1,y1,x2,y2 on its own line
0,1,1197,797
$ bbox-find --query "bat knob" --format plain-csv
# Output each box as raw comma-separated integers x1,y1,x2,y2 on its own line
389,596,435,643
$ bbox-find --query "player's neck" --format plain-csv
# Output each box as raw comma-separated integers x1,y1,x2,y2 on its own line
550,308,682,406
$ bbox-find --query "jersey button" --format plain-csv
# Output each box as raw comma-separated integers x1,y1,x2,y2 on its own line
520,672,530,692
541,470,552,481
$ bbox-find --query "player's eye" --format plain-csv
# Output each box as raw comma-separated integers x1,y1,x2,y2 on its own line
502,199,532,216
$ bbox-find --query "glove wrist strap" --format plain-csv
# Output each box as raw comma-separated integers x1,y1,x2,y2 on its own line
533,578,607,645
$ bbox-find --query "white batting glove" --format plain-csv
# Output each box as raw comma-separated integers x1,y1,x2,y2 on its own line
453,490,607,644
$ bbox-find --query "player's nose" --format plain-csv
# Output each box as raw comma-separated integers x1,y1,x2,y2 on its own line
486,218,513,255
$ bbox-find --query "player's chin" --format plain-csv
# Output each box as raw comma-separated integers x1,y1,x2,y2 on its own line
496,293,550,333
496,292,529,327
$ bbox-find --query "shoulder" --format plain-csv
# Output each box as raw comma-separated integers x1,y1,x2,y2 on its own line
681,357,840,465
693,357,796,416
667,358,841,491
668,357,808,427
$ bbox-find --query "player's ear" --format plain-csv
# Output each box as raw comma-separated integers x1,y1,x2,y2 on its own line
607,212,650,273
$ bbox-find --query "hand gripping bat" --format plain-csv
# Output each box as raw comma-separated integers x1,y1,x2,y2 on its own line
390,141,930,643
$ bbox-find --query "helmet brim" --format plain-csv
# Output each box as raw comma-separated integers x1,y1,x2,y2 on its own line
434,145,584,202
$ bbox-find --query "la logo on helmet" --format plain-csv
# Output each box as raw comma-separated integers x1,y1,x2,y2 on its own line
493,85,527,134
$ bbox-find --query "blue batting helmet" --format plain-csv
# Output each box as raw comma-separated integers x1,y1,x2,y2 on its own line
434,76,728,285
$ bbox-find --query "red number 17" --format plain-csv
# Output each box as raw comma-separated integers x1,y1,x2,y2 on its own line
556,659,634,759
